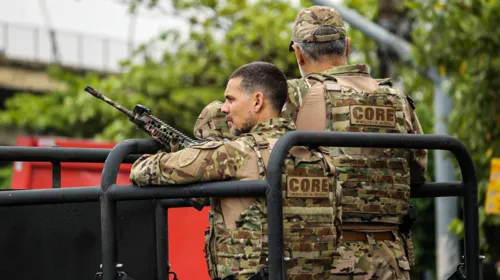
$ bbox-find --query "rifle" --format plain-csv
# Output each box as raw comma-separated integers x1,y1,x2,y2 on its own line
84,85,202,150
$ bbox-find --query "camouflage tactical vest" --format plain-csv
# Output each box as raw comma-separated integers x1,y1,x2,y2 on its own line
205,133,340,279
295,73,412,225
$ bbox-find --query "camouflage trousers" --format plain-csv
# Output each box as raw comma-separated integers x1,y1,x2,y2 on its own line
330,230,411,280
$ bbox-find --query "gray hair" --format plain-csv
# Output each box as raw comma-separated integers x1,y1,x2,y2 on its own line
294,26,347,62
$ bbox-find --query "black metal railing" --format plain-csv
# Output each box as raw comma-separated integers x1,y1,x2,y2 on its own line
0,132,480,280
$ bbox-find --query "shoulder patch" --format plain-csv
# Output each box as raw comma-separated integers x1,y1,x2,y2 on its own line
178,149,201,167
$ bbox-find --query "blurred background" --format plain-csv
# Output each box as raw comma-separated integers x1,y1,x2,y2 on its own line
0,0,499,279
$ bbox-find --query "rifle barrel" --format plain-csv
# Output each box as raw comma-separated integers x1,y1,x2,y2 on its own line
84,86,135,118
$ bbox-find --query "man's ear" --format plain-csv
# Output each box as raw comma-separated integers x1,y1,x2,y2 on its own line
345,37,351,57
253,92,265,113
292,44,306,66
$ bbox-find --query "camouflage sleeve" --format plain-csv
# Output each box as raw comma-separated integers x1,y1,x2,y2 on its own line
405,96,428,184
281,79,310,122
129,140,253,186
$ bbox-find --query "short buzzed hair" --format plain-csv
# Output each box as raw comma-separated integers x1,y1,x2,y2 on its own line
228,61,288,113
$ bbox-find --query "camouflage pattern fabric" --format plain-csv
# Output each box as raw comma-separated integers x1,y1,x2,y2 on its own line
289,6,347,51
194,100,234,141
130,118,340,280
331,231,411,279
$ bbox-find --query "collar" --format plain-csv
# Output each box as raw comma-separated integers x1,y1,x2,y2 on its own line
249,118,295,136
322,64,371,76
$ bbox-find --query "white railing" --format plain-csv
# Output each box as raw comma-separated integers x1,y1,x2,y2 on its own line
0,20,163,73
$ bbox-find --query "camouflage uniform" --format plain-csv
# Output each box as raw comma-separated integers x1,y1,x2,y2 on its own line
130,118,341,280
282,6,429,279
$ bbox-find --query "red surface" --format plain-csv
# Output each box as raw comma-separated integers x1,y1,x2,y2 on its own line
11,136,132,188
10,136,211,279
168,207,211,280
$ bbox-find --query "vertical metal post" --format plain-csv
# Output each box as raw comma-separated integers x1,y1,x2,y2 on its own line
51,161,61,188
101,196,118,280
432,71,460,280
99,139,160,280
78,35,83,66
34,27,39,62
156,201,168,280
100,142,135,280
103,38,109,71
3,23,8,54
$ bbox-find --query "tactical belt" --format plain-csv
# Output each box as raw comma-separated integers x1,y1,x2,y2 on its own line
342,230,395,242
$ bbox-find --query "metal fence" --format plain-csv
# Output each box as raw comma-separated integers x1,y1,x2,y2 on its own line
0,20,163,73
0,132,481,280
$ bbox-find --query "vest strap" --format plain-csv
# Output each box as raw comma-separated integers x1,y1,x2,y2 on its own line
249,133,270,170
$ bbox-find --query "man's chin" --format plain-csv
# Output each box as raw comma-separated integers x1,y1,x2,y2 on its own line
230,126,252,137
230,128,243,137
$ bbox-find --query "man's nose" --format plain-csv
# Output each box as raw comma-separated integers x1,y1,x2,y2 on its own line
221,101,230,114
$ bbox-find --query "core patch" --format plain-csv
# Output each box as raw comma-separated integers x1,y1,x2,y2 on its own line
350,105,396,127
287,176,330,198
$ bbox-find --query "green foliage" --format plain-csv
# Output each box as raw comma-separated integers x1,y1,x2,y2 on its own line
404,0,500,275
0,166,12,189
0,0,304,143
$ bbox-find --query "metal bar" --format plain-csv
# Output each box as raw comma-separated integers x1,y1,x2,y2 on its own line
100,139,161,280
0,187,100,206
100,197,117,280
78,34,83,66
51,161,61,188
265,131,478,280
106,181,268,201
410,182,465,198
34,27,39,62
0,146,141,163
103,38,109,70
160,198,200,208
156,201,168,280
3,23,8,53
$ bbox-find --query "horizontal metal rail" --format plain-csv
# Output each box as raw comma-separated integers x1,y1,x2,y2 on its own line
0,131,479,280
105,182,268,201
0,186,101,206
265,131,478,280
0,146,142,163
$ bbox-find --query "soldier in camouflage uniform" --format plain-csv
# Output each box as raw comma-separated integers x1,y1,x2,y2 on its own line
283,5,428,280
130,61,341,280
